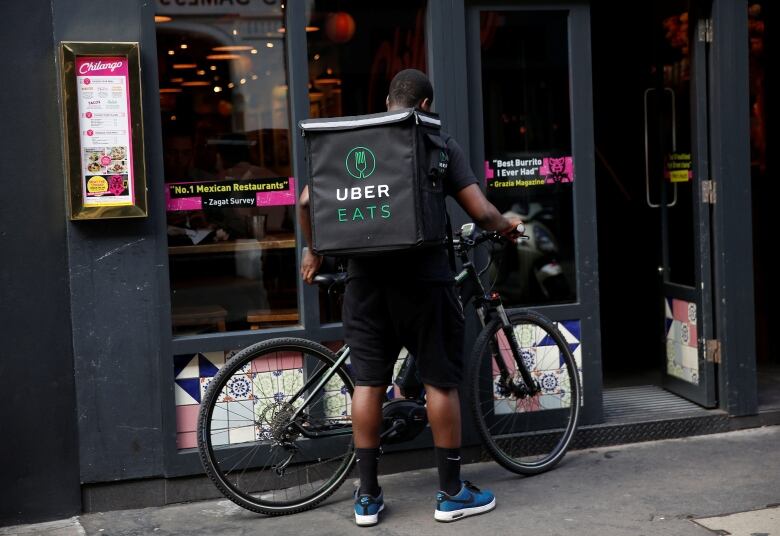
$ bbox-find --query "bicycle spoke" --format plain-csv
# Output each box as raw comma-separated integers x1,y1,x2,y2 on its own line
199,341,355,514
471,314,580,474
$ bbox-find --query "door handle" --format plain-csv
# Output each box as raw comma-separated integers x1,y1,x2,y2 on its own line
644,87,679,208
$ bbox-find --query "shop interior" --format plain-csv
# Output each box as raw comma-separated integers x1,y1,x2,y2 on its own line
747,2,779,410
592,0,779,412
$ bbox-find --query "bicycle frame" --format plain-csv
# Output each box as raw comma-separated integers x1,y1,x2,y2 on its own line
285,230,541,440
455,237,540,397
286,345,353,439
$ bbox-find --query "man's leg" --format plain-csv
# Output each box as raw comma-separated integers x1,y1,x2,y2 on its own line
425,384,463,495
352,385,386,497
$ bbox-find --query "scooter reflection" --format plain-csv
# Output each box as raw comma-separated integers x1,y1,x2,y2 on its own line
489,203,572,303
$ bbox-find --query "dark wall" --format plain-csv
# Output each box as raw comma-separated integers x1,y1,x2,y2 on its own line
0,1,81,525
50,0,170,482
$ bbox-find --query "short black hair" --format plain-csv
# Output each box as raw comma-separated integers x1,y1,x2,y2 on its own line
388,69,433,108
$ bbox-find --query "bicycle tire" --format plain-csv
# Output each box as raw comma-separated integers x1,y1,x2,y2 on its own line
470,310,581,475
197,337,355,515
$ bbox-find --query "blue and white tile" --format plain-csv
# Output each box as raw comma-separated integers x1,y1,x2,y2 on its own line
209,403,230,446
225,374,254,402
227,400,255,429
175,379,200,405
199,352,224,378
534,345,561,372
538,370,563,395
209,402,229,431
228,423,256,445
174,354,199,380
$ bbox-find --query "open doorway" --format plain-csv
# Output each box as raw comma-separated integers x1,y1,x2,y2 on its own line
749,3,780,410
592,0,715,405
592,0,663,388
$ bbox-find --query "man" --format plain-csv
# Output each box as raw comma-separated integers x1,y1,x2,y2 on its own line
298,69,522,526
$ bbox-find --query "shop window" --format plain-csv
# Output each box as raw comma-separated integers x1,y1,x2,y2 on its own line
156,6,298,335
479,11,577,306
304,1,427,322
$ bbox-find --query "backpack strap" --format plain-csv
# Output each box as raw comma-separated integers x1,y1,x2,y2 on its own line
439,131,457,272
445,209,456,272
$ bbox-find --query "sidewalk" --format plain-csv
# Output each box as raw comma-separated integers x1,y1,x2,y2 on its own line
4,426,780,536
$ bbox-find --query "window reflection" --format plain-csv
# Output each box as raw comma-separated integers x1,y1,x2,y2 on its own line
157,7,299,335
480,11,577,306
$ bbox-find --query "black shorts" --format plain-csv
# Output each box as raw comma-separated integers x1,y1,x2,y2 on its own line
343,278,466,388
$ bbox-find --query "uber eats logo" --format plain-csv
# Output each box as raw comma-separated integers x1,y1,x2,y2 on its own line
336,145,391,223
345,146,376,179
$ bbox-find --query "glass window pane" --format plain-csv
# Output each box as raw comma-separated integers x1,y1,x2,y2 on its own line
656,2,696,287
480,11,577,306
305,1,427,322
157,7,299,335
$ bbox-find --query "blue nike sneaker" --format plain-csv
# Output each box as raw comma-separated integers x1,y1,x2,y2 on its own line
354,488,384,526
435,480,496,522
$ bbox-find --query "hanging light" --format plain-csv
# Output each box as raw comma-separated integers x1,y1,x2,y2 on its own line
325,12,356,43
206,54,241,60
212,45,254,52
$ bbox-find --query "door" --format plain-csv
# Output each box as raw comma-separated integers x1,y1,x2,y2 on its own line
466,3,603,424
644,1,717,406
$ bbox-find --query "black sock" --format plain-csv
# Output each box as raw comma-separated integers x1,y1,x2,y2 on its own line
355,447,381,497
435,447,462,496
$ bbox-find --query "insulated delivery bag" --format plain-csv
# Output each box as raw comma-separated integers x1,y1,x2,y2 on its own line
299,108,450,256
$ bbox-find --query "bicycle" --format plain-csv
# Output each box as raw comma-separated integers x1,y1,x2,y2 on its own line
197,223,582,515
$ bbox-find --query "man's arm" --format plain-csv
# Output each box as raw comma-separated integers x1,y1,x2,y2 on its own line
297,185,323,284
454,184,523,238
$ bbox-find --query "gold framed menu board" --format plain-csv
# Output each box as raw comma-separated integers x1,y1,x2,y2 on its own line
60,42,148,220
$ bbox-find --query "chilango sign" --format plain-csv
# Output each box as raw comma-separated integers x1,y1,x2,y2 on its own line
300,109,448,256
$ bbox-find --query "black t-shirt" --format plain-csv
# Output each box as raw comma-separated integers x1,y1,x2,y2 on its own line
347,134,479,283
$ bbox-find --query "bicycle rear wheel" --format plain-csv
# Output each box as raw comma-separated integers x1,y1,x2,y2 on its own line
197,338,355,515
470,310,581,475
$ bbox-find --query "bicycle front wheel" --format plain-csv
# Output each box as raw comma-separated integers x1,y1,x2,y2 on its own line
197,338,355,515
470,310,581,475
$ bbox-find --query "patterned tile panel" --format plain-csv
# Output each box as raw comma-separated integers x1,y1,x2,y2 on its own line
493,320,583,415
174,349,310,450
665,298,699,384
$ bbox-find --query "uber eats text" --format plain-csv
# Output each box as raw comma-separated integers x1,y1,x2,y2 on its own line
335,184,391,222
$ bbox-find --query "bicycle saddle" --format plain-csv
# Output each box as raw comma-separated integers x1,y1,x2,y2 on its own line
314,272,348,288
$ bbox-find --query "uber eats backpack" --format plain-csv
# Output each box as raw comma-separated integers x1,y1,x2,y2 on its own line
300,108,450,256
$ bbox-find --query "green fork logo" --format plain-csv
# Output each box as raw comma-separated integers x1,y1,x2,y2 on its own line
345,146,376,179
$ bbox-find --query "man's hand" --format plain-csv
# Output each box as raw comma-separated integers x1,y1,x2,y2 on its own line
499,215,525,242
301,247,323,284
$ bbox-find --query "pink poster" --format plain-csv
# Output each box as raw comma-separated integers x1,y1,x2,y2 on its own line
166,177,297,212
75,57,135,207
485,156,574,189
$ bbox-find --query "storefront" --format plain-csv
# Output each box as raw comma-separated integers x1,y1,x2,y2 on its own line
1,0,773,525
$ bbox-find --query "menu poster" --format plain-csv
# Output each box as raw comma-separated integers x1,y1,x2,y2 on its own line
485,156,574,190
75,57,134,207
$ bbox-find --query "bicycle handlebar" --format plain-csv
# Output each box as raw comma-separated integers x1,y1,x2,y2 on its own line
455,225,527,254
